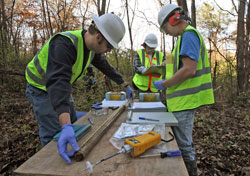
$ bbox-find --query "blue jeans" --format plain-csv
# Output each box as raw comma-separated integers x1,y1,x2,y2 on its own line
26,83,77,147
171,109,196,161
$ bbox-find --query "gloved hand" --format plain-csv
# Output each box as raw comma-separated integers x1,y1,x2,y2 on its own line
126,85,134,100
153,79,166,90
58,124,79,164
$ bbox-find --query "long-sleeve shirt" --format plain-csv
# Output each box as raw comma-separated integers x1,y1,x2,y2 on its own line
46,30,124,116
133,51,165,74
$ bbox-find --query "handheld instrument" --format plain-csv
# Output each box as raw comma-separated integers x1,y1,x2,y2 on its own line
139,149,181,158
83,131,162,173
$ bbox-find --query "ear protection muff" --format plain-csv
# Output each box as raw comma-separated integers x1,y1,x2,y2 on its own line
141,43,146,48
169,13,182,26
169,13,192,26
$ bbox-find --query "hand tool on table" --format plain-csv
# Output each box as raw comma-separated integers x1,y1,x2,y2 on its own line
83,131,161,173
139,149,181,158
138,117,160,122
87,117,94,125
126,97,134,121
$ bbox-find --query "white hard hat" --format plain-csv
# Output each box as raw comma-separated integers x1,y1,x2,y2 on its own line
144,33,158,48
92,13,125,48
158,4,181,30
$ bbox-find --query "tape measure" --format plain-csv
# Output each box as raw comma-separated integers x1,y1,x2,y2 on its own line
124,131,161,157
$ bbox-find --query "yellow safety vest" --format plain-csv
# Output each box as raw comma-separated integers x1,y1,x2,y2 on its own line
133,49,164,92
165,25,214,112
25,30,95,91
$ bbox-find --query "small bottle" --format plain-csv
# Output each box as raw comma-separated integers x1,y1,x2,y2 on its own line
120,91,126,101
105,92,111,101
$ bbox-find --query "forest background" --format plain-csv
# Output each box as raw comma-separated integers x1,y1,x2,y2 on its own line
0,0,250,175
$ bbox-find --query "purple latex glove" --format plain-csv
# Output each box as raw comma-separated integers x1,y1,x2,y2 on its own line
153,79,166,90
58,124,79,164
126,85,134,100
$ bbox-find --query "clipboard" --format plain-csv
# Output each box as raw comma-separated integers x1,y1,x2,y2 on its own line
142,65,166,75
126,112,178,126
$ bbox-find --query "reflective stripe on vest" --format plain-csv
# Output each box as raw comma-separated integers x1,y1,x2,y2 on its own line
166,25,214,111
26,30,95,90
133,49,164,92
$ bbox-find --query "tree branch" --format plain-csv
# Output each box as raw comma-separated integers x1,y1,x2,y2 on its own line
208,38,236,69
214,0,236,16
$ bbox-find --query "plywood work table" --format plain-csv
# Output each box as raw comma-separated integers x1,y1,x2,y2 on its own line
15,104,188,176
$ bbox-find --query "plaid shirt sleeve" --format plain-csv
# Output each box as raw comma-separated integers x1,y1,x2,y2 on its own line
134,53,146,74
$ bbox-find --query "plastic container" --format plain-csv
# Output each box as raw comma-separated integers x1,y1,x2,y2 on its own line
139,92,161,102
91,104,96,116
96,102,103,106
105,91,126,101
95,106,103,116
101,107,108,115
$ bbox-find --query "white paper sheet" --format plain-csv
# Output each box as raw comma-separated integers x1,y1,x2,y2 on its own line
101,99,126,107
132,102,166,109
127,112,178,126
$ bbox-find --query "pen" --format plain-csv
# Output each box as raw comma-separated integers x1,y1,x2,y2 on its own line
88,117,94,125
139,117,159,122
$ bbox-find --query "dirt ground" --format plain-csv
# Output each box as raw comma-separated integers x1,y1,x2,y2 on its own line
0,84,250,176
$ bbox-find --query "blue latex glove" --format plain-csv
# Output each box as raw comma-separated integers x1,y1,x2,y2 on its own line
153,79,166,90
58,124,79,164
126,85,134,100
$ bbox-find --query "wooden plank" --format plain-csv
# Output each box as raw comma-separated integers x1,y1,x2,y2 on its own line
14,104,188,176
76,103,126,160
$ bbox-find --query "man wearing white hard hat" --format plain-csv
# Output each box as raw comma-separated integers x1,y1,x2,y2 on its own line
153,4,214,176
25,13,134,164
132,33,165,94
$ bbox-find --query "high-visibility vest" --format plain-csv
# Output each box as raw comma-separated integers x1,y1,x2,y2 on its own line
165,25,214,112
25,30,95,91
133,49,164,92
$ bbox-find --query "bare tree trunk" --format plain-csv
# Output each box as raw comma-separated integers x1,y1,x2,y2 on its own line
191,0,196,28
45,0,53,37
97,0,106,15
80,0,91,28
208,38,213,81
0,0,7,67
245,1,250,90
41,0,50,38
157,0,166,55
176,0,188,16
32,26,38,55
236,0,247,93
9,0,15,46
125,0,135,75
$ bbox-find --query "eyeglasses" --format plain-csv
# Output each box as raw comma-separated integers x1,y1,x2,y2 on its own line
106,41,113,49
